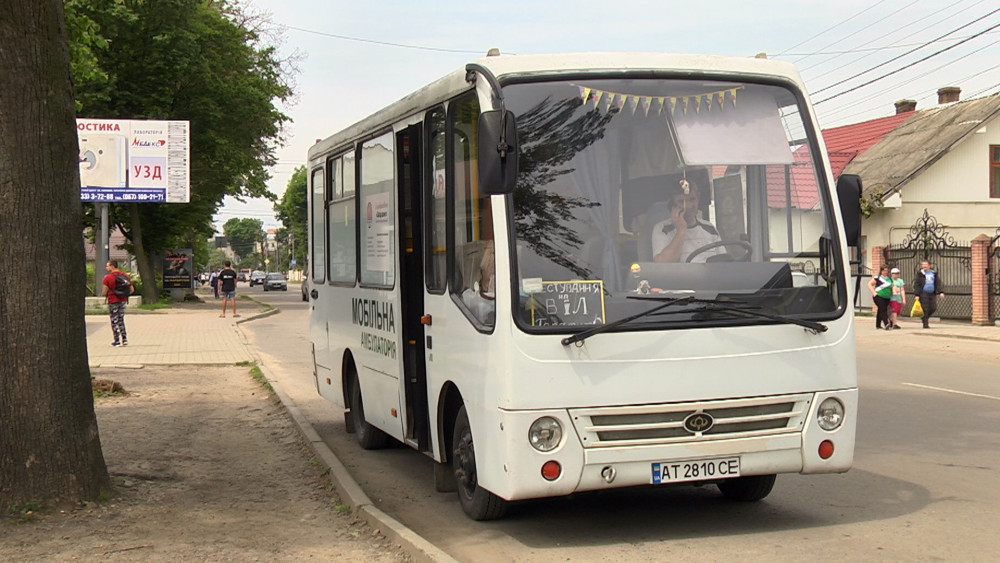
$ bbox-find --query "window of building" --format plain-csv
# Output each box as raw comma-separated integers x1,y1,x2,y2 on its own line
991,145,1000,198
359,132,395,287
449,93,495,328
310,167,325,283
425,107,447,292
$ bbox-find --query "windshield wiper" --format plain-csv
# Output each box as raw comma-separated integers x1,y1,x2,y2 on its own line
560,296,695,346
687,301,828,334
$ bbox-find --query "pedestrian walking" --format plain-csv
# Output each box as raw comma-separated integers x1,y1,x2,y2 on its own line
888,267,906,329
102,260,134,346
210,268,220,299
914,259,944,328
868,265,892,330
218,261,239,318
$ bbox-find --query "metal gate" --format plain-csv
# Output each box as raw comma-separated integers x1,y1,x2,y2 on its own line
884,209,972,320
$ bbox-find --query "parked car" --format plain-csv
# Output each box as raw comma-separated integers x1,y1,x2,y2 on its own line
262,272,287,291
238,268,251,282
249,270,266,286
301,277,309,302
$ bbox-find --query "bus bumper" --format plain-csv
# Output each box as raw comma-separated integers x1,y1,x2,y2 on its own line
489,389,856,501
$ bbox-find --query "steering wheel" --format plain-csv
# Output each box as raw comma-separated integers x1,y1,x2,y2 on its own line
685,240,753,263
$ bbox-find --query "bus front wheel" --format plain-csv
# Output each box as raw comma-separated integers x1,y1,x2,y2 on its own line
452,406,508,520
349,374,390,450
717,474,776,502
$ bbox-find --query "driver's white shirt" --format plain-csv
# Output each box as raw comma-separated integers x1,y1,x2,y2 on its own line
651,218,723,263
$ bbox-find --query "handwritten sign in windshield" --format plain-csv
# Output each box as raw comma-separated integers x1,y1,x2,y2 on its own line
528,280,605,327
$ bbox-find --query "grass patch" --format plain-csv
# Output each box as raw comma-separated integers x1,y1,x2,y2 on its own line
235,360,255,367
6,501,46,524
336,503,351,514
247,363,273,392
136,301,171,311
240,294,275,312
92,377,126,399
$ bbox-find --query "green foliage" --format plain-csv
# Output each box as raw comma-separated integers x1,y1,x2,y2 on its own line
223,217,264,261
68,0,294,259
274,165,308,267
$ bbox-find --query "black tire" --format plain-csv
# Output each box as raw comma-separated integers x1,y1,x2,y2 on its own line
717,474,776,502
349,373,391,450
452,406,508,520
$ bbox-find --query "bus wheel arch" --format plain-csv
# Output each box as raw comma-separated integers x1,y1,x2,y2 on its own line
452,405,508,520
345,358,391,449
340,351,357,413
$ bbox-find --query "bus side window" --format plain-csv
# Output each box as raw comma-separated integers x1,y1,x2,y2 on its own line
425,107,447,292
450,92,495,328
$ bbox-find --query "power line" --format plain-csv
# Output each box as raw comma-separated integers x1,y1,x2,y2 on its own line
815,17,1000,105
813,8,1000,97
283,24,486,54
800,0,969,76
816,41,1000,124
776,0,889,56
792,0,921,65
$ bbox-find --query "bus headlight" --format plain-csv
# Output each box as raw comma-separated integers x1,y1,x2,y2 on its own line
528,417,563,452
816,398,845,431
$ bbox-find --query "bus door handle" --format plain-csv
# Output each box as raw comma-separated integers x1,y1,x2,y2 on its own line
420,314,432,326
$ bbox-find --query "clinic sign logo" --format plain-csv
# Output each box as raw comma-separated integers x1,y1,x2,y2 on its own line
76,118,190,203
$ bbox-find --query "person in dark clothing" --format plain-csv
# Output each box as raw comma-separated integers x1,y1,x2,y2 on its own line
218,261,239,318
868,265,892,329
913,259,944,328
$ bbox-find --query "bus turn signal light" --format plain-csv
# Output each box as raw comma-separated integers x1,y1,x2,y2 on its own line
819,440,835,459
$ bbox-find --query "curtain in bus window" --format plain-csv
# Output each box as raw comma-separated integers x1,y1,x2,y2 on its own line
360,133,395,287
672,88,793,166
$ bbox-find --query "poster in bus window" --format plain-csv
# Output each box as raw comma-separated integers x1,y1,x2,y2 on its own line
365,192,393,274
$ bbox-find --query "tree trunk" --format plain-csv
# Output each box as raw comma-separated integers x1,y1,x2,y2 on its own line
0,0,111,511
128,203,158,304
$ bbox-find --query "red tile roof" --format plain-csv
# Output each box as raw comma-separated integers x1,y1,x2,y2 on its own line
763,111,916,209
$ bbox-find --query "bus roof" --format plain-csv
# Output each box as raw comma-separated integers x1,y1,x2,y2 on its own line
307,52,805,161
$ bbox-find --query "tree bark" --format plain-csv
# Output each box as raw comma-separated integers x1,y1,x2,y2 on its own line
0,0,111,511
128,203,159,304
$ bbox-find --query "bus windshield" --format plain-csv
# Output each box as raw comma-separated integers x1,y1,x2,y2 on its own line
504,78,844,331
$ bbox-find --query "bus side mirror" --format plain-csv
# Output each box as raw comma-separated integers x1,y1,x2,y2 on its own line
477,110,518,195
836,174,862,247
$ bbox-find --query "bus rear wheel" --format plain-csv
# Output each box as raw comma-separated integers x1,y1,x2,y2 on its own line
349,374,390,450
717,474,776,502
452,406,508,520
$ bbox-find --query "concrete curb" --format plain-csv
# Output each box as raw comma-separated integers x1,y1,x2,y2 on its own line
247,335,456,563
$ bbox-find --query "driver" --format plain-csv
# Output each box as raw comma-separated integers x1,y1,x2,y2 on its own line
651,179,723,263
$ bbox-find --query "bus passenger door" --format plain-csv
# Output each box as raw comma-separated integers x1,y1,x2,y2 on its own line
396,125,430,451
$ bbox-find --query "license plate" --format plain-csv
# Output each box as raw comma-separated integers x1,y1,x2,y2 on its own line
651,457,741,484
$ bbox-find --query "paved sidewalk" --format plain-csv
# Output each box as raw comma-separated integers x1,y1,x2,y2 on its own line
855,313,1000,342
85,297,265,367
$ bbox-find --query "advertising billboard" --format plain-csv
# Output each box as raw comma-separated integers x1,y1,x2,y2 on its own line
77,119,190,203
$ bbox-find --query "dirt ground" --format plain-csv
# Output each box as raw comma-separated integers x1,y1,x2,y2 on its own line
0,365,411,562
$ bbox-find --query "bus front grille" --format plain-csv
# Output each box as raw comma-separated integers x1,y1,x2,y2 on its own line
569,393,812,448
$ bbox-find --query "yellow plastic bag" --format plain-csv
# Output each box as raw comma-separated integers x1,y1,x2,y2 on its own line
910,297,923,318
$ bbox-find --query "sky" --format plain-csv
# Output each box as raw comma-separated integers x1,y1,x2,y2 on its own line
213,0,1000,232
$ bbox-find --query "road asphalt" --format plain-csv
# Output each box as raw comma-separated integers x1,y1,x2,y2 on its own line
85,295,999,562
